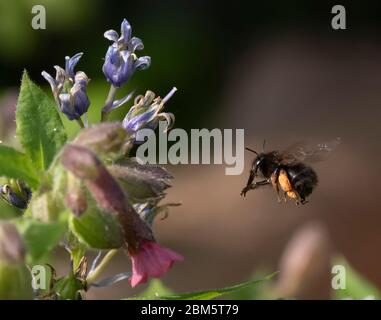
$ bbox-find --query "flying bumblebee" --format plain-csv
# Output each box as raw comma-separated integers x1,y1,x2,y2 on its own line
241,138,340,205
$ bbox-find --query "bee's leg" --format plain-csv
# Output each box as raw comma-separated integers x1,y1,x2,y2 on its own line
293,191,303,206
283,191,288,203
241,169,256,196
270,169,282,203
241,179,270,196
255,179,271,187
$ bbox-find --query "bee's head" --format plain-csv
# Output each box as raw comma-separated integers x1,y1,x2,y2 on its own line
246,140,267,177
251,154,266,177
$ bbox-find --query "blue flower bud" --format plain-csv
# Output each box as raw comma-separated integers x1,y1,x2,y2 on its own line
122,88,176,141
0,180,31,210
102,19,151,88
42,53,90,121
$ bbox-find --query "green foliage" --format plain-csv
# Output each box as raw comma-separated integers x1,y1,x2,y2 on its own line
0,264,33,300
69,205,124,250
130,273,278,300
226,270,276,299
53,273,84,300
0,145,39,189
140,280,174,298
15,218,67,264
333,257,381,300
70,241,87,271
16,71,67,171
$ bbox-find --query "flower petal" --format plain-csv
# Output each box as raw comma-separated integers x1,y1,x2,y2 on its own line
119,19,132,46
129,37,144,52
104,29,119,42
111,90,135,111
41,71,57,92
74,71,90,86
65,52,83,79
133,56,151,71
59,93,76,120
53,65,66,84
158,112,175,132
128,240,183,287
90,272,131,288
123,107,157,132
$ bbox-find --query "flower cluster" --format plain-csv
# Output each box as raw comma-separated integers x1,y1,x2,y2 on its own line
61,126,183,287
40,18,182,290
42,18,175,134
103,19,151,88
42,53,90,121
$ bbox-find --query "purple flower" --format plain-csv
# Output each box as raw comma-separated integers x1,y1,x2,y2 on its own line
128,240,183,287
42,53,90,120
122,88,177,141
102,19,151,88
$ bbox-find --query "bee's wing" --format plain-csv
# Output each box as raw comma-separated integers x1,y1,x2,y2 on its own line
280,138,341,164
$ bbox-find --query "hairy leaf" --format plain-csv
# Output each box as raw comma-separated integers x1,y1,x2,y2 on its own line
69,205,124,250
15,218,67,264
129,272,278,300
16,71,67,171
0,145,39,189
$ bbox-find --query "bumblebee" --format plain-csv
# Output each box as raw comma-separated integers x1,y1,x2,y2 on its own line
241,138,340,205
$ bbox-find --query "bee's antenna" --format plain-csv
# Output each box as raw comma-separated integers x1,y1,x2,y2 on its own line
262,139,266,152
245,147,258,155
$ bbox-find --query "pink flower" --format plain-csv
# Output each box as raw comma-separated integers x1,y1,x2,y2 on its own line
129,240,184,287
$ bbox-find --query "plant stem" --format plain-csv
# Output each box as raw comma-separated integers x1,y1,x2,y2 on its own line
86,249,118,285
101,85,118,122
76,118,85,128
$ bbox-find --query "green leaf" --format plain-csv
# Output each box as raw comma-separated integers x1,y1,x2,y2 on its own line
333,257,381,300
0,264,33,300
15,218,67,264
70,241,87,271
226,270,275,299
16,71,67,171
130,272,278,300
139,280,174,298
54,274,84,300
0,145,39,189
69,205,124,250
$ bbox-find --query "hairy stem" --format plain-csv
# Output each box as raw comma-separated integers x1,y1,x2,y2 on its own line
76,118,85,128
101,85,118,122
86,249,118,285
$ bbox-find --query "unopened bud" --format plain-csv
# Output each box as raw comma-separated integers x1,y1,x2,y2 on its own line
65,173,88,216
0,179,31,210
108,159,172,203
0,223,25,264
74,122,128,156
61,144,101,180
274,222,331,299
61,144,154,252
0,222,32,299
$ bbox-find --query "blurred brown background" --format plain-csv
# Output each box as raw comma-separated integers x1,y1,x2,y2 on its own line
0,0,381,299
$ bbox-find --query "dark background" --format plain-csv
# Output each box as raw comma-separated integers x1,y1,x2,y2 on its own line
0,0,381,299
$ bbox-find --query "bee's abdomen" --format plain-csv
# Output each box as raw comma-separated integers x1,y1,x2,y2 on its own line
287,164,318,199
